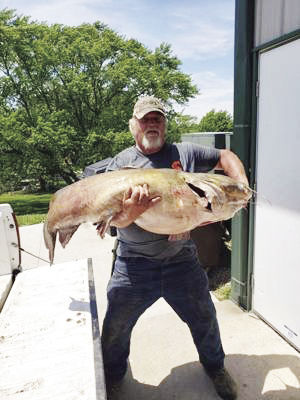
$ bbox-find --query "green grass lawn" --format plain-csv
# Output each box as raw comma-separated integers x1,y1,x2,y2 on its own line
0,191,52,226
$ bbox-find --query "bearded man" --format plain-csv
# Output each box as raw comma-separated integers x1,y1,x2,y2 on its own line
101,96,248,400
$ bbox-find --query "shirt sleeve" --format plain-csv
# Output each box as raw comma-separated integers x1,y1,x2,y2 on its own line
177,142,220,172
106,156,122,172
105,148,133,171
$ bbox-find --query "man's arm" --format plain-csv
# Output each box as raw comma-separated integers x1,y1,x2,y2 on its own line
215,149,249,186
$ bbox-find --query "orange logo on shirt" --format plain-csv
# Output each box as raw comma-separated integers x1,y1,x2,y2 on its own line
171,160,183,171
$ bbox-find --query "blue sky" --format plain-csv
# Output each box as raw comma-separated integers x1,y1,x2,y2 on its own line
2,0,235,121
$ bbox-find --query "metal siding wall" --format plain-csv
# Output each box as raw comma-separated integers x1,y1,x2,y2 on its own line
181,133,232,149
283,0,300,35
181,133,215,148
255,0,300,46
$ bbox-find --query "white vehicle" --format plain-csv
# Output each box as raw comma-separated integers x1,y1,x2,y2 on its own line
0,203,21,277
0,203,21,309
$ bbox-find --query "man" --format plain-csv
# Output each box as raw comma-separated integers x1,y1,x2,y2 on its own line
101,96,248,400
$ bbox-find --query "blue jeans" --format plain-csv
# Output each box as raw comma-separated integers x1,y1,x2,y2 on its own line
101,253,225,381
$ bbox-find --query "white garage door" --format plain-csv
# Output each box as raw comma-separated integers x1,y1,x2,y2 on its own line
253,38,300,351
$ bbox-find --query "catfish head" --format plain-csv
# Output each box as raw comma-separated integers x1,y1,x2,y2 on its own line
181,172,252,223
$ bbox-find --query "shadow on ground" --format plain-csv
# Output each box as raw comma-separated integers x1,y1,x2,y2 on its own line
108,354,300,400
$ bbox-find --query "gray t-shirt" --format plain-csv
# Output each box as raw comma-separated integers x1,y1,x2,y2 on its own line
106,142,220,260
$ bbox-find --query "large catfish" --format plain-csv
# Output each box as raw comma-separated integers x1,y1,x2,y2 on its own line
43,168,252,263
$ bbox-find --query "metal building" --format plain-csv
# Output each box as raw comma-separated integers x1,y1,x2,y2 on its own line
181,132,232,150
232,0,300,351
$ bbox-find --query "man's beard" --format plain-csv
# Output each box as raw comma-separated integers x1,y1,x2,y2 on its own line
141,134,164,151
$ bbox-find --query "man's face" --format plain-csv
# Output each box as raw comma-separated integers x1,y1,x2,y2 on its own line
131,111,166,154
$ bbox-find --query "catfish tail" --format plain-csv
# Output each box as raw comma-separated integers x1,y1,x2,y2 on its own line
43,221,57,265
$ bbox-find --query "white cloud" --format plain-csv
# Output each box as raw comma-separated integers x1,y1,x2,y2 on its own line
5,0,234,60
4,0,101,25
175,71,233,120
163,1,234,60
119,4,234,61
171,25,233,60
3,0,153,48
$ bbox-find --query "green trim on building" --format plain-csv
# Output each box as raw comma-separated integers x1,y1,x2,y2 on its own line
231,0,255,309
253,28,300,53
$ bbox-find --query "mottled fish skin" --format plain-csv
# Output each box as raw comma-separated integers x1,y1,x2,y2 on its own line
43,168,252,264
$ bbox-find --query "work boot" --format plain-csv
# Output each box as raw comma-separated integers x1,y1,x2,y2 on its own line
104,360,128,399
105,377,124,400
105,368,127,400
204,367,237,400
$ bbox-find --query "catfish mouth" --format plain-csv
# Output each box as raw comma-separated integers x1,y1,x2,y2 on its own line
187,183,212,211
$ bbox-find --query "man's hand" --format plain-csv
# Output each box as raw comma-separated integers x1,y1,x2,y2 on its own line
111,184,161,228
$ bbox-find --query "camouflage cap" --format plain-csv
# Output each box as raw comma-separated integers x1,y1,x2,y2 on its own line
133,96,166,119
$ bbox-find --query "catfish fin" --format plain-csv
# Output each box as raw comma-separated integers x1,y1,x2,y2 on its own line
58,225,80,248
95,215,114,238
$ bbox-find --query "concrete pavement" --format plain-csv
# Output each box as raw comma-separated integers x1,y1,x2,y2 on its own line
7,223,300,399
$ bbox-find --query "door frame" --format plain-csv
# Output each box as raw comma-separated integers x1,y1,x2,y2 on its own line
246,31,300,311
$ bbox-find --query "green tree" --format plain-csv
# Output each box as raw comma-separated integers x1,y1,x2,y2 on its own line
172,114,199,134
197,109,233,132
0,9,197,191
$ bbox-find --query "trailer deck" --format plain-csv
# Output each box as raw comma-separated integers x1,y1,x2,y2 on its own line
0,258,106,400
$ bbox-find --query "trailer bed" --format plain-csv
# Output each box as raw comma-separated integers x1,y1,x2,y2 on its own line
0,258,106,400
